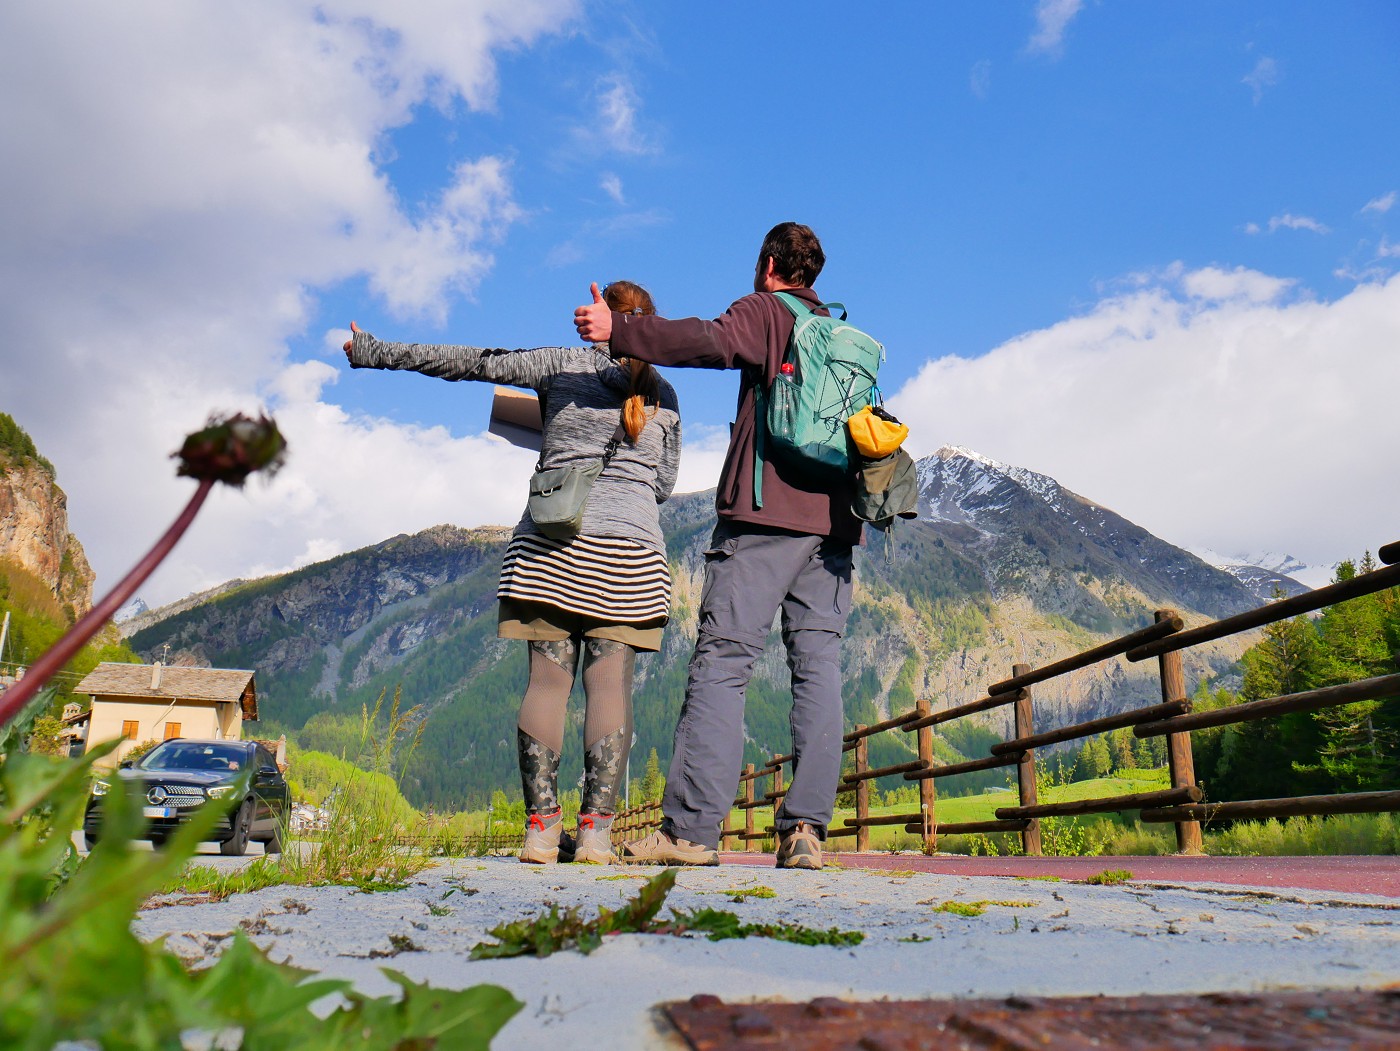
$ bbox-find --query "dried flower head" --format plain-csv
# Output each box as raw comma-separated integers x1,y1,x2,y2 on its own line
174,412,287,487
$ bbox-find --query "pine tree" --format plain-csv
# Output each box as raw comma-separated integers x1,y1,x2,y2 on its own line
1108,727,1136,773
640,747,665,802
1224,612,1328,798
1310,558,1397,790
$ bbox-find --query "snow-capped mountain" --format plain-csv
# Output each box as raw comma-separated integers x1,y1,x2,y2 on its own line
1188,548,1320,598
917,446,1259,624
114,597,149,623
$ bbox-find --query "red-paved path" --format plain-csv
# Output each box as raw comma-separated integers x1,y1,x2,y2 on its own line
720,852,1400,898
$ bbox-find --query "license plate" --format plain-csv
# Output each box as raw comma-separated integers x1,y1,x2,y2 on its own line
143,806,175,818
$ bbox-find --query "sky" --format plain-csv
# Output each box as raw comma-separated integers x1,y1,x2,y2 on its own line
1,1,1397,608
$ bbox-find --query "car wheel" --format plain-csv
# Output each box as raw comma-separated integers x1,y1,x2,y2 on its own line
220,799,252,857
148,832,169,849
83,832,99,852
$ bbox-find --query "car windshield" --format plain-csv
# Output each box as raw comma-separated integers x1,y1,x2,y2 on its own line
138,741,247,773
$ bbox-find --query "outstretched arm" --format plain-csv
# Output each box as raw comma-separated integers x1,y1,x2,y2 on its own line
343,322,572,388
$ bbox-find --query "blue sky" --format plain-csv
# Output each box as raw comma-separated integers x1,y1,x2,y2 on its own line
1,1,1397,606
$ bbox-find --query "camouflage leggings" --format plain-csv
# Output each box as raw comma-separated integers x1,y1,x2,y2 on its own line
517,638,635,815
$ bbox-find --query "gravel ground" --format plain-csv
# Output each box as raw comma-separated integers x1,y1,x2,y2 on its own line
133,855,1400,1049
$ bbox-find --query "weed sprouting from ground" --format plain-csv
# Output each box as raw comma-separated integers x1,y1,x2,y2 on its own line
1083,869,1134,885
706,885,777,902
470,870,864,959
929,899,1037,917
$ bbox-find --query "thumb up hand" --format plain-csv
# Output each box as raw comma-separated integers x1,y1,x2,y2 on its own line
573,282,613,343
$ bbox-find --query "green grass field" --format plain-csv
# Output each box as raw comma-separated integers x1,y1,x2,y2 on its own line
725,769,1174,854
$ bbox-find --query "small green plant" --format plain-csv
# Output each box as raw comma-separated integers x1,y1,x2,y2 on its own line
1083,868,1134,885
471,870,864,958
669,908,864,948
707,885,777,902
930,899,1036,917
933,900,987,917
471,868,680,959
898,932,933,943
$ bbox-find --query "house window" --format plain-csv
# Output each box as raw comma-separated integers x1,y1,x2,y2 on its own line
121,720,139,740
164,722,182,740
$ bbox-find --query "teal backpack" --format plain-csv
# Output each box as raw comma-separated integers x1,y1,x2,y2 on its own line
753,291,885,507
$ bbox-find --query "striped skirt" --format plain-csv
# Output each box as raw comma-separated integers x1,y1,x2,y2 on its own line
497,534,672,624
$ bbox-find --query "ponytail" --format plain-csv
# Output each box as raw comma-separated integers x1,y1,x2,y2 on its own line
602,280,661,442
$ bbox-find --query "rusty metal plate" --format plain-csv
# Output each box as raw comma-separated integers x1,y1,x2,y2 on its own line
664,989,1400,1050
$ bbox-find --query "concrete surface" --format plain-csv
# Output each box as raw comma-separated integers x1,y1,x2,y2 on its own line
134,855,1400,1049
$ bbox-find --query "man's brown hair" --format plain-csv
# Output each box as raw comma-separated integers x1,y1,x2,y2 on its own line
757,222,825,287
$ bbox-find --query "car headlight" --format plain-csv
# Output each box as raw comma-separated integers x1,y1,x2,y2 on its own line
91,779,110,797
206,784,238,799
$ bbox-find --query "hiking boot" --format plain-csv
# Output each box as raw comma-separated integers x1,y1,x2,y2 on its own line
569,813,616,865
776,822,823,870
618,828,718,866
519,809,563,864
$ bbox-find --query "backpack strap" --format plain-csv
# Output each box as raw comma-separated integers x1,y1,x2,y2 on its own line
535,410,627,474
773,291,848,321
753,382,766,510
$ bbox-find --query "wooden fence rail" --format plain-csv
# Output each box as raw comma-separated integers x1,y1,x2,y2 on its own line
611,538,1400,858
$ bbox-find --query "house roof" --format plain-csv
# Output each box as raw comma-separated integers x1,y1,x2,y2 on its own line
75,663,258,720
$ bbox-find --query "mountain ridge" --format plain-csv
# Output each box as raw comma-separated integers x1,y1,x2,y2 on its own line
125,448,1263,809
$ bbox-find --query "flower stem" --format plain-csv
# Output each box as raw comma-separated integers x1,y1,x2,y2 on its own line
0,479,214,728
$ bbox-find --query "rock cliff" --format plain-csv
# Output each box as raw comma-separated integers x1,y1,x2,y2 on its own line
0,415,95,618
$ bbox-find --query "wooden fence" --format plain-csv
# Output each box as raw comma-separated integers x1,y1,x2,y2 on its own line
613,539,1400,856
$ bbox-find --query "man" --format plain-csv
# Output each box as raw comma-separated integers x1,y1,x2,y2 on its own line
572,222,860,869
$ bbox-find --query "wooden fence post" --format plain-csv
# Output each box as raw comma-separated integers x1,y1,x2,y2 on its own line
915,698,937,853
770,754,784,853
743,763,756,852
1155,609,1204,855
1013,663,1042,855
854,725,870,853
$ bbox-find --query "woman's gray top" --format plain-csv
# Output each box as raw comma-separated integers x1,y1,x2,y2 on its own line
348,331,682,553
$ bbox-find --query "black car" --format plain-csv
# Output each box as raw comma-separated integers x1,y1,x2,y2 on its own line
84,739,290,856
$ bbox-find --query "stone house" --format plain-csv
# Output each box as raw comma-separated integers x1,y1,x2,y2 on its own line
72,662,258,766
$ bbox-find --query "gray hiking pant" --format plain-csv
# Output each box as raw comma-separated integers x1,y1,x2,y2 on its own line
662,520,853,849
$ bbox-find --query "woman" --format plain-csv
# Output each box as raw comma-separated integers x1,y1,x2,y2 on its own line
343,281,680,864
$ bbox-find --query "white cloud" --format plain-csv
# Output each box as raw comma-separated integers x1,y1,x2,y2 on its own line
1180,266,1296,304
1027,0,1084,56
1243,56,1279,103
1379,236,1400,259
1247,213,1330,236
0,0,581,605
601,173,626,204
1362,191,1396,215
1267,213,1330,235
887,268,1400,572
593,74,656,156
673,424,730,496
970,60,992,100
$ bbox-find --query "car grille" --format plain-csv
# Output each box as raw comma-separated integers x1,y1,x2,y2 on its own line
147,785,207,809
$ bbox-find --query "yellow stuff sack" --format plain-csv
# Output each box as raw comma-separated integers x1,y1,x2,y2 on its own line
847,405,908,459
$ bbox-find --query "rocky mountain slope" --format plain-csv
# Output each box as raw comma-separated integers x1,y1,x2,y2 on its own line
127,447,1265,810
0,413,94,620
